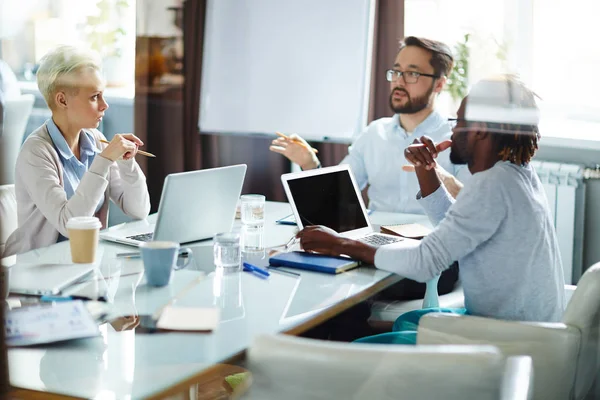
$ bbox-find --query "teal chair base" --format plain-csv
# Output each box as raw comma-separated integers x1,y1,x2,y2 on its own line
354,331,418,345
393,307,468,332
354,307,468,345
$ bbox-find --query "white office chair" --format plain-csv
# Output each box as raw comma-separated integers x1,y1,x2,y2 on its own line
0,94,35,184
417,263,599,400
0,184,17,258
244,334,533,400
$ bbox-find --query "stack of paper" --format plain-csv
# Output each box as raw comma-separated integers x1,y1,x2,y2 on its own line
380,223,432,239
156,306,220,332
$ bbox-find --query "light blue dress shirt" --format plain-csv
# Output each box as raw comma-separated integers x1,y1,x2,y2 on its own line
46,119,105,241
340,110,471,214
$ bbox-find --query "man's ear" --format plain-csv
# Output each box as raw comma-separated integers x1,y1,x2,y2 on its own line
54,91,68,109
471,122,490,140
433,76,447,94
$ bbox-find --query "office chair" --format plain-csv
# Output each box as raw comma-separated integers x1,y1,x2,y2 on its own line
0,184,16,258
417,264,596,400
0,94,34,184
244,333,533,400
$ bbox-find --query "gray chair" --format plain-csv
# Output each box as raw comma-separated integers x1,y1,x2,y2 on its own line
0,94,34,184
0,184,16,258
417,270,590,400
244,334,533,400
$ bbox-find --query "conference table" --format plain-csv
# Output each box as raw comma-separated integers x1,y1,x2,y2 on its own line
4,201,430,399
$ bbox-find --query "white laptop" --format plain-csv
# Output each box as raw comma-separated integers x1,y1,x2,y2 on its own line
281,164,403,247
9,263,96,296
100,164,247,247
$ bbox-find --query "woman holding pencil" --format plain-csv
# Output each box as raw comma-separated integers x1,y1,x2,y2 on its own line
4,45,150,256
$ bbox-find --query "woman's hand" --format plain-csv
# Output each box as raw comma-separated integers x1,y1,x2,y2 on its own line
100,134,144,161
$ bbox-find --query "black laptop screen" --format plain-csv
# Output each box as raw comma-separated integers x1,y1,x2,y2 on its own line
286,169,369,232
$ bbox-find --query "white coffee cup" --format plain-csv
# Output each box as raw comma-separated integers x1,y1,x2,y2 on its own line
66,216,102,263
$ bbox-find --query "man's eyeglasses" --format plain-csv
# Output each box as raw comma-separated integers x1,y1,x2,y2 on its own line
385,69,440,84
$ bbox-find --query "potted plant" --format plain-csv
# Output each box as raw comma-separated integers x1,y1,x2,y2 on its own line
85,0,132,87
445,33,470,113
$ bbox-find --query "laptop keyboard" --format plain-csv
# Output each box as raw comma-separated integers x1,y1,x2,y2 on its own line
360,234,403,247
126,232,154,242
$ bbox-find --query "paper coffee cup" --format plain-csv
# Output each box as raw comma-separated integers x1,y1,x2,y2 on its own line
66,217,102,263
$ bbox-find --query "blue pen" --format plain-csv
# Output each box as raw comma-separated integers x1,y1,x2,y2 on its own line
40,294,107,302
242,262,270,277
40,295,78,302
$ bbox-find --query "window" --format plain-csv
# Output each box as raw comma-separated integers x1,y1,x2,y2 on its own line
405,0,600,140
0,0,136,88
530,0,600,123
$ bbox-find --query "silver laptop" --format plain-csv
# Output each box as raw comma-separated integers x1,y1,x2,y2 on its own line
9,263,96,296
281,164,403,247
100,164,247,246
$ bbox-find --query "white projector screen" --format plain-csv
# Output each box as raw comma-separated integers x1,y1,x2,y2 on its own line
199,0,375,142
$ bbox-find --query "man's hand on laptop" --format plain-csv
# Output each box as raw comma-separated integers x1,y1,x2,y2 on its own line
269,133,320,170
297,226,376,265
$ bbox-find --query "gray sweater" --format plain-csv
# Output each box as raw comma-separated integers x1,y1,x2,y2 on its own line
4,123,150,257
375,161,565,322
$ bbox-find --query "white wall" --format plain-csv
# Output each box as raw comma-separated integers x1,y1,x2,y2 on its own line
536,144,600,271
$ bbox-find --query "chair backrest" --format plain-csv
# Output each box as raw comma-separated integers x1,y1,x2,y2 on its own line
245,334,524,400
562,262,600,399
0,184,17,258
0,94,35,184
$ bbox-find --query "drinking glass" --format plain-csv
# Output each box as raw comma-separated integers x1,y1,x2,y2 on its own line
213,232,241,271
240,194,266,226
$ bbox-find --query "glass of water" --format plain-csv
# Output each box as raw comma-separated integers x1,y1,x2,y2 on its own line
240,194,266,226
241,224,266,265
213,232,241,271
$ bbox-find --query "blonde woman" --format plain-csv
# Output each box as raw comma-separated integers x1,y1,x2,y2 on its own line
4,45,150,256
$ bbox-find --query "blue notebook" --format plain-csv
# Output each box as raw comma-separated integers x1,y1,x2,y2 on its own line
269,251,360,274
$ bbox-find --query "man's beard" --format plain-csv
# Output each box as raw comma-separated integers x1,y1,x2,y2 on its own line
389,83,435,114
449,131,469,165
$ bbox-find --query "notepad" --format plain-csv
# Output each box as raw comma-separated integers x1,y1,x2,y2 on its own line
156,306,220,332
269,251,359,274
380,223,432,239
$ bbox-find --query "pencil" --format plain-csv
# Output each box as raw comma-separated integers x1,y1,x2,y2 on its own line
275,132,319,154
99,139,156,158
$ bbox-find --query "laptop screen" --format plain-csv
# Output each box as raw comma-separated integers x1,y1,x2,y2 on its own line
286,169,368,232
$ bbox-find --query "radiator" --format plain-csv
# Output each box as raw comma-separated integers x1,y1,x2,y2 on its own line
531,161,586,284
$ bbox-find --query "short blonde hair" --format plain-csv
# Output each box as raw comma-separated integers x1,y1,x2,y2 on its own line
36,45,102,108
